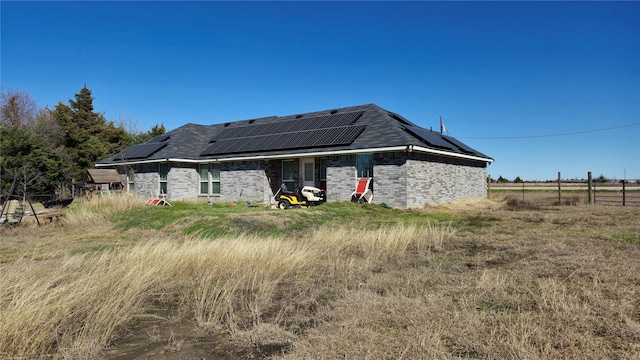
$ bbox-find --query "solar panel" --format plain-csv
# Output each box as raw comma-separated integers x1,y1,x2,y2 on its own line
149,134,170,143
121,142,167,159
387,112,412,125
404,125,458,151
208,111,364,142
441,135,483,156
201,125,365,156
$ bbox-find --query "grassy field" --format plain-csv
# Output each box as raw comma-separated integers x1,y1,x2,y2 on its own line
1,194,639,359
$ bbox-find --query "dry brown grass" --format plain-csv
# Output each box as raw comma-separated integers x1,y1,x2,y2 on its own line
1,196,639,359
63,193,147,226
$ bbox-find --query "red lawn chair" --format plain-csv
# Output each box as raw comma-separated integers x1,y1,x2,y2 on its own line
146,198,171,206
351,177,373,203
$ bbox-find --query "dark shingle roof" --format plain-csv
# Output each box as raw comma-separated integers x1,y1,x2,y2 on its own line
97,104,492,165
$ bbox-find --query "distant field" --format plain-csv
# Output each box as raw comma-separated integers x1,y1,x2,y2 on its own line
490,184,640,207
1,195,639,359
490,181,640,192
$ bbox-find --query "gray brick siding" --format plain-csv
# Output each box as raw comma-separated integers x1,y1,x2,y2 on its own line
405,155,487,207
326,155,356,202
219,161,272,203
168,163,199,201
373,153,408,208
125,151,487,208
133,163,160,199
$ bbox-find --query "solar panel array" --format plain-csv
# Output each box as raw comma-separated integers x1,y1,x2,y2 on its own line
201,125,366,156
209,111,363,142
404,126,459,152
404,125,487,158
149,134,171,143
441,134,482,155
122,142,168,159
200,111,365,156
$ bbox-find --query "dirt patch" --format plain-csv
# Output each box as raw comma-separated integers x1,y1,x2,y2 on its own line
227,212,290,234
101,315,235,360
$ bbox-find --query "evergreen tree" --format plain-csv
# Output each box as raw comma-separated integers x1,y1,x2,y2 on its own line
0,91,63,196
53,86,126,181
0,126,63,197
1,87,162,197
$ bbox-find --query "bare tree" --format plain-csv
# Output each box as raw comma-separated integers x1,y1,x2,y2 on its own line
0,90,38,128
33,107,63,149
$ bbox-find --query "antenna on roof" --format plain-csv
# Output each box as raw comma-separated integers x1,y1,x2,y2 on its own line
439,116,447,135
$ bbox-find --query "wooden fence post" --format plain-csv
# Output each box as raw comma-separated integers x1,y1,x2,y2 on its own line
557,172,561,203
588,172,593,204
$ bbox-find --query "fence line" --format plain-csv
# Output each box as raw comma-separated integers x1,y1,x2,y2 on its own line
488,175,640,206
593,180,640,206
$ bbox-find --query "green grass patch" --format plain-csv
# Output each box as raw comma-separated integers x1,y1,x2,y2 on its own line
111,201,462,239
612,228,640,243
0,246,18,263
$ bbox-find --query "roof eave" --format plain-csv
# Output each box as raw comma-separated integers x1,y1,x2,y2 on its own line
95,146,493,167
167,146,412,163
411,145,494,163
95,158,169,167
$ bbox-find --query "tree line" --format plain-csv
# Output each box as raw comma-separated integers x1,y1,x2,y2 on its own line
0,86,164,199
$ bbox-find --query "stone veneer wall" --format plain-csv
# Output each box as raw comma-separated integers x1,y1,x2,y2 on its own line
324,152,487,208
168,163,199,201
372,153,408,208
325,155,356,202
128,152,487,207
219,161,272,203
405,154,487,207
133,163,160,199
133,161,274,204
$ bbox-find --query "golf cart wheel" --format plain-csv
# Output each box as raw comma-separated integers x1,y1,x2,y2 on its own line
277,200,291,209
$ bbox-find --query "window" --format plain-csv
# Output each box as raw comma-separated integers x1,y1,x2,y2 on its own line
319,158,328,191
282,160,295,190
304,162,313,181
199,164,209,194
159,163,168,196
211,163,220,194
199,163,221,195
127,167,135,193
319,158,327,181
356,154,374,178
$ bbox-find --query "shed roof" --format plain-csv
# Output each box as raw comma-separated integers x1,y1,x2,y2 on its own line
96,104,493,166
86,169,123,184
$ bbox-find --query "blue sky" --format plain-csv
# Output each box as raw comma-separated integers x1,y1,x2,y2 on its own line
2,1,639,181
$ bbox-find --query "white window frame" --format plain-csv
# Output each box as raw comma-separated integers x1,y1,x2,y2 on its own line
211,163,220,195
159,163,168,196
127,167,135,193
356,154,374,178
319,158,327,182
199,163,221,196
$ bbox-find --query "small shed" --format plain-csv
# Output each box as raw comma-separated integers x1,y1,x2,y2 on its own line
85,169,124,196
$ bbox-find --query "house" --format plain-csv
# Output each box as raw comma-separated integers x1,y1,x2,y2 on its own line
95,104,493,208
